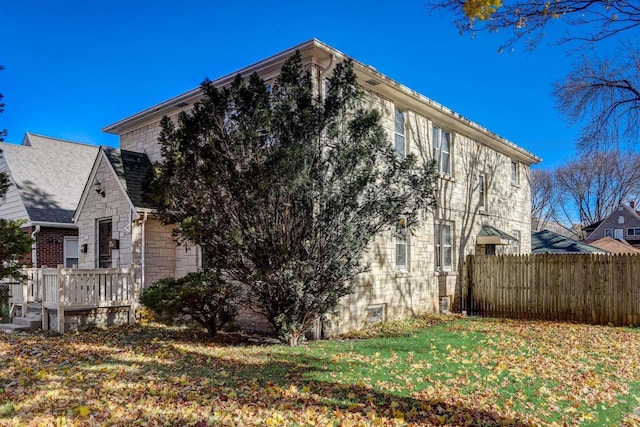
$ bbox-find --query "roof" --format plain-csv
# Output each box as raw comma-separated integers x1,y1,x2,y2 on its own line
103,148,154,209
582,220,602,233
589,237,640,255
532,230,607,254
0,133,98,224
477,225,518,245
102,39,540,165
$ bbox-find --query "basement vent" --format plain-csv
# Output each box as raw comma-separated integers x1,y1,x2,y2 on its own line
366,304,385,324
440,296,451,314
364,78,381,86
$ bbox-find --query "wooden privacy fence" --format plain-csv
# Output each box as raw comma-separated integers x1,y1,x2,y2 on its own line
464,254,640,326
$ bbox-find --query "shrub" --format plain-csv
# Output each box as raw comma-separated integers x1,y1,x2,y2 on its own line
140,270,239,336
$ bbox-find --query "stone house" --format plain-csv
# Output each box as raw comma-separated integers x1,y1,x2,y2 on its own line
583,203,640,247
75,39,540,335
0,133,98,268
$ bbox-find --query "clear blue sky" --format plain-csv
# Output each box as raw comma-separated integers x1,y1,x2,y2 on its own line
2,0,592,168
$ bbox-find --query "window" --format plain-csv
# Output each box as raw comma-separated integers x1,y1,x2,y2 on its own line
433,126,451,175
366,304,385,324
98,219,113,268
615,228,624,239
618,216,625,224
435,221,453,270
628,228,640,236
511,160,519,184
478,174,486,209
396,217,408,270
605,229,612,238
511,230,521,254
394,108,406,158
64,237,79,268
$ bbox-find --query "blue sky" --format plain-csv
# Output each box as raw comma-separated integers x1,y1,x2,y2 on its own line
2,1,594,168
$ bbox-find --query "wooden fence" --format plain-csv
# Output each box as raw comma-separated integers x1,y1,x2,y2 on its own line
463,254,640,326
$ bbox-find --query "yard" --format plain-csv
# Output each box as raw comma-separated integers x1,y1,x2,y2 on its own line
1,316,640,426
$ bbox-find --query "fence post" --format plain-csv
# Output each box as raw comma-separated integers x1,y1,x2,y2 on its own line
466,254,474,315
56,265,65,333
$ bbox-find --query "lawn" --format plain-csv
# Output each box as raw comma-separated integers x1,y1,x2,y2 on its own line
1,316,640,426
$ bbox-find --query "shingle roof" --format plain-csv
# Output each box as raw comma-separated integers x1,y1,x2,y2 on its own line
1,133,99,224
103,148,154,209
532,229,607,254
589,237,640,255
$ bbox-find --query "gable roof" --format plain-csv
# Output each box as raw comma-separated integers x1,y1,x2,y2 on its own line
584,204,640,241
0,133,98,225
589,237,640,254
532,230,607,254
103,148,154,209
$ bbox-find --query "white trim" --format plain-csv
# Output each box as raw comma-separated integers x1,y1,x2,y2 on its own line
30,221,78,229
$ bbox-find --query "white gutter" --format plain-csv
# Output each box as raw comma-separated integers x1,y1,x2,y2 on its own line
31,225,41,268
31,221,78,229
141,212,148,288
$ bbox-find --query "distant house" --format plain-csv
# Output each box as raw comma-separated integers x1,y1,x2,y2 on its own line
584,203,640,247
589,237,640,255
0,133,98,268
532,229,607,254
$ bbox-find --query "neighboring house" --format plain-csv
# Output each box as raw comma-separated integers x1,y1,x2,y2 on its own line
584,203,640,246
532,229,607,254
0,133,98,268
589,237,640,255
76,39,540,335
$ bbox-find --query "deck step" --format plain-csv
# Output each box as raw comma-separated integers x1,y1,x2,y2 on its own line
0,323,33,334
12,316,42,329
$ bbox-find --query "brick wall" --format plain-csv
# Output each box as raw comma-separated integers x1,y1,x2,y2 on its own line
35,227,79,268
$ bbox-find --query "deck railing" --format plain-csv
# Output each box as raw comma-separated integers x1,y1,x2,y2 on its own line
8,267,136,332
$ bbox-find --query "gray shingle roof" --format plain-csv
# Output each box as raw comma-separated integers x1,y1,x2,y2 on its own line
103,148,154,209
531,230,607,254
1,133,99,224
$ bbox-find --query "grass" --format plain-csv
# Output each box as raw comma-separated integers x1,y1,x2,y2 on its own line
1,315,640,426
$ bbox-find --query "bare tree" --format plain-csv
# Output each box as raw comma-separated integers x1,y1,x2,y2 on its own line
555,43,640,150
429,0,640,51
530,169,555,231
553,150,640,234
429,1,640,150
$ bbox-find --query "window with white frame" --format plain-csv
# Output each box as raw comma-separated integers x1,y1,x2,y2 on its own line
511,230,521,254
628,228,640,236
435,221,453,270
433,125,451,175
394,107,406,158
605,229,612,238
618,216,625,224
511,160,519,184
64,237,79,268
396,217,408,270
615,228,624,239
478,174,486,209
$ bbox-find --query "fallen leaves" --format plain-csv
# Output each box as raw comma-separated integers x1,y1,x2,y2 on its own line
0,319,639,426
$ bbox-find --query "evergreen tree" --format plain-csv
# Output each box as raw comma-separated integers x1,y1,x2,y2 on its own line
151,52,437,346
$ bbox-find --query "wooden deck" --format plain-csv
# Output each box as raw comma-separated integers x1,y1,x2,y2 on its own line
8,267,137,333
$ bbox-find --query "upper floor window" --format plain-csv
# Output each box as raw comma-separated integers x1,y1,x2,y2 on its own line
396,217,408,270
435,221,453,271
615,228,624,239
618,216,625,224
394,108,406,158
433,126,451,175
511,160,519,184
628,228,640,236
478,174,486,209
605,229,612,238
511,230,521,254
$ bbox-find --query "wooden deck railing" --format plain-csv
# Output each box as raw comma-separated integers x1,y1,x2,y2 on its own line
8,267,136,332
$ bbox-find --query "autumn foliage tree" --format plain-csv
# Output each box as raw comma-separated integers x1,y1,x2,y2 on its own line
150,52,437,345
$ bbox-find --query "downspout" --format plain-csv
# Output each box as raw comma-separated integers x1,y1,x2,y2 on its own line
31,225,41,268
141,212,148,288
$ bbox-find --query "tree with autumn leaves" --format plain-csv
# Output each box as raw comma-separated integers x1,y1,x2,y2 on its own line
148,52,437,345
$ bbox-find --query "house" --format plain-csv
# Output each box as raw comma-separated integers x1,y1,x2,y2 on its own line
589,237,640,254
75,39,540,335
0,133,98,268
532,229,607,254
584,202,640,247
